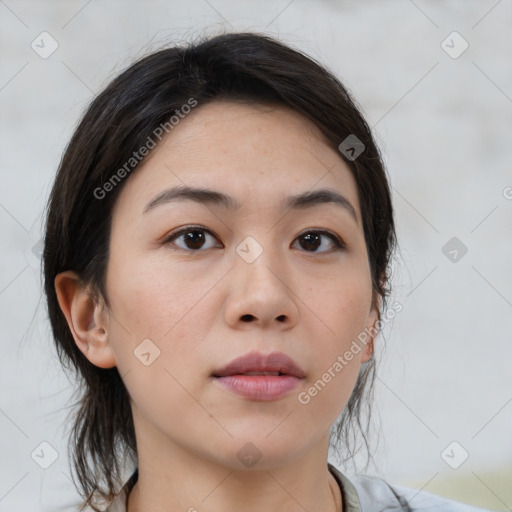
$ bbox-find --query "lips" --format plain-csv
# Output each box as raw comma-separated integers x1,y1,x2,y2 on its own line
212,351,306,379
212,351,306,401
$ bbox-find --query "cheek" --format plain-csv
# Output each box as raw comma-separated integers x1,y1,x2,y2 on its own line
106,252,205,338
304,263,373,337
298,264,372,408
105,252,221,386
104,259,213,425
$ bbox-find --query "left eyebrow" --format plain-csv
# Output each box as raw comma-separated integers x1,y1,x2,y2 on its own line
284,189,358,223
143,185,358,223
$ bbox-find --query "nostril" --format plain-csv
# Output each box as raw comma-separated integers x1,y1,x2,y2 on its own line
239,314,287,322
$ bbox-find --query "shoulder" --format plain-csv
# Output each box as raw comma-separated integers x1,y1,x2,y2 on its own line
329,465,497,512
352,474,493,512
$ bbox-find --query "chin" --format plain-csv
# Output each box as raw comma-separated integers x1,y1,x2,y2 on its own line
205,433,314,472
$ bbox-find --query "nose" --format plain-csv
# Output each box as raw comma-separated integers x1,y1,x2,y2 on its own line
223,245,299,330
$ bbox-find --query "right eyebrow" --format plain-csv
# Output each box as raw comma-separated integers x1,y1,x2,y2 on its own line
143,185,240,214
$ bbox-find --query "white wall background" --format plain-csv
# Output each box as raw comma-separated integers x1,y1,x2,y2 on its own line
1,1,511,510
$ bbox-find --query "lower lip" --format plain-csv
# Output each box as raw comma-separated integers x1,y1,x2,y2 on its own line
214,375,302,400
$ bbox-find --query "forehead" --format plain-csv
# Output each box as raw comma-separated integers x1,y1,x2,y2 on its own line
113,100,360,219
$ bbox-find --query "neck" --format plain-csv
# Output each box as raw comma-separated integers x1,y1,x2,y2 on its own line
128,466,342,512
126,429,342,512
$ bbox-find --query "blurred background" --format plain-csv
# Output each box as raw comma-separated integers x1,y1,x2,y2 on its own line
1,1,511,510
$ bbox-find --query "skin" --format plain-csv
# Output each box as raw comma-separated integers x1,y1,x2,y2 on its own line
55,100,379,512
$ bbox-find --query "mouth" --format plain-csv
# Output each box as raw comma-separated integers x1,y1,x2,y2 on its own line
212,351,305,401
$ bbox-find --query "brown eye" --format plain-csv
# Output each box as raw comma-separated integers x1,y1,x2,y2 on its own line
164,227,221,251
293,230,344,253
182,230,207,250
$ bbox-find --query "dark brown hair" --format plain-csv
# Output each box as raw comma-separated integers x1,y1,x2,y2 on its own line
43,31,396,511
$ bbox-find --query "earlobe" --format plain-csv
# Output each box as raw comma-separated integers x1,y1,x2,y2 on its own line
361,337,375,363
361,297,381,363
54,271,116,369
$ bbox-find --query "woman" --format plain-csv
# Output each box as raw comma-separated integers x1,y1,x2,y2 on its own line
43,31,492,512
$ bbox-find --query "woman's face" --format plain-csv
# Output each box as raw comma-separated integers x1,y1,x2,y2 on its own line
102,100,378,470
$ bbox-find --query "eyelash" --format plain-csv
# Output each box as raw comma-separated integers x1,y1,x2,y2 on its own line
161,225,345,253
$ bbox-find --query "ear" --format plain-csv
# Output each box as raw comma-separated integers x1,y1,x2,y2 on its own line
54,271,116,369
360,294,381,363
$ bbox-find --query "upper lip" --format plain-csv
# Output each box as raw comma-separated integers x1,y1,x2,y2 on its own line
212,351,306,378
